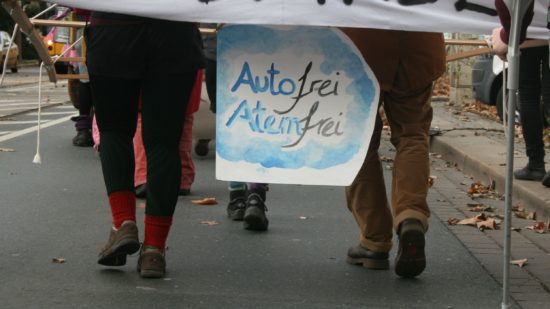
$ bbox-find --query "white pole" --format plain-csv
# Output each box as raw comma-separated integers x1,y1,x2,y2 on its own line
501,0,533,308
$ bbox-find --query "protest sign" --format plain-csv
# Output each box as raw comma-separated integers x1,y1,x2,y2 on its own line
215,25,379,185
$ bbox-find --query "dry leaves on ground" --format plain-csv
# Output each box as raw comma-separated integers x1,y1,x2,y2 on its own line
467,203,494,212
467,181,501,199
512,204,536,220
191,197,218,205
526,221,549,234
511,258,528,268
428,176,437,188
200,220,219,226
448,213,498,231
52,257,65,264
0,148,15,152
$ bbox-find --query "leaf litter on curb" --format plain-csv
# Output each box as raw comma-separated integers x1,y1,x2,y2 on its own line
191,197,218,205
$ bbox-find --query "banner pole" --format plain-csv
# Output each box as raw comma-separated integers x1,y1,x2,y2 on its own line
501,0,533,308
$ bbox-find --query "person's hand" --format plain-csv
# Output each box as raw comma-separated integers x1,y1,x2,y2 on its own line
491,27,508,60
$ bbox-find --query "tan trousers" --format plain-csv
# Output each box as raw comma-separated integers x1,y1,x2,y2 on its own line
345,81,433,253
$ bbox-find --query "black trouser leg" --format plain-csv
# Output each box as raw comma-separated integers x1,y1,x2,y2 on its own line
89,75,140,194
519,46,546,166
141,73,196,216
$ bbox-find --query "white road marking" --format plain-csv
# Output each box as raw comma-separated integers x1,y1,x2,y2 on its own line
0,115,74,143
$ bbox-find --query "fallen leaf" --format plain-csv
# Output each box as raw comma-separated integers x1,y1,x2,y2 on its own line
191,197,218,205
457,213,487,226
477,219,496,231
447,218,460,225
468,204,494,212
200,220,219,226
526,221,548,234
52,257,65,264
510,258,528,268
0,148,15,152
299,216,308,220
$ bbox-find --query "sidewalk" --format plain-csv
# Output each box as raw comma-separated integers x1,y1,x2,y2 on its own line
426,89,550,308
430,91,550,220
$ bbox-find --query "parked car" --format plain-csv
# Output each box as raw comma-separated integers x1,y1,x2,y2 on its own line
0,30,19,73
472,54,522,123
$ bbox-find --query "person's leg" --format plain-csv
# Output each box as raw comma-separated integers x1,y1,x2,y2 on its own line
91,75,141,266
179,113,195,195
538,47,550,186
345,109,393,269
140,73,195,251
72,81,94,147
133,112,147,197
383,79,433,278
516,46,546,180
243,183,269,231
227,181,247,220
205,59,217,113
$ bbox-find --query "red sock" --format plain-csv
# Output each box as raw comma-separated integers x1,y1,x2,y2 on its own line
108,191,136,228
144,215,173,251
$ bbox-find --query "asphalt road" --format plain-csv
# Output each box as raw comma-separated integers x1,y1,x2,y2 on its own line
0,106,511,308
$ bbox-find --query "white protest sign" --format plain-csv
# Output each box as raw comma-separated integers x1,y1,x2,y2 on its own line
50,0,550,39
215,25,379,186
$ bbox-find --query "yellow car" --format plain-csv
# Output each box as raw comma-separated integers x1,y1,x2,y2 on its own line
0,30,19,73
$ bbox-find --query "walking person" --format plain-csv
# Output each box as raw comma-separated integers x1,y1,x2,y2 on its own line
341,28,446,278
86,11,204,278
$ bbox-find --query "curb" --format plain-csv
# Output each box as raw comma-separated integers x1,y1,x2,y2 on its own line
430,130,550,221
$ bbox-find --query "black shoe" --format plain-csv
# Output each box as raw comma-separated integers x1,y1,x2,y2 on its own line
346,245,389,269
543,171,550,187
514,165,546,181
72,129,94,147
227,197,246,221
243,193,269,231
135,184,147,199
179,188,191,196
395,219,426,278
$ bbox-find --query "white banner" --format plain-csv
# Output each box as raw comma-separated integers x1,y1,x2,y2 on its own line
51,0,550,39
215,25,379,185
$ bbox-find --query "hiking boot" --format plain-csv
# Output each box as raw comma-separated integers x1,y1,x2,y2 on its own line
98,221,140,266
395,219,426,278
346,245,389,270
514,164,546,181
72,129,94,147
227,197,246,221
243,193,269,231
137,246,166,278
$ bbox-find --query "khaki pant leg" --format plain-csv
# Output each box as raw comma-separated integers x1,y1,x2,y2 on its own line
383,80,433,231
345,112,393,253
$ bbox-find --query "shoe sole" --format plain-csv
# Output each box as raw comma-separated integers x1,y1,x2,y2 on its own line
346,256,389,270
395,228,426,278
139,269,165,278
243,208,268,231
98,238,140,266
